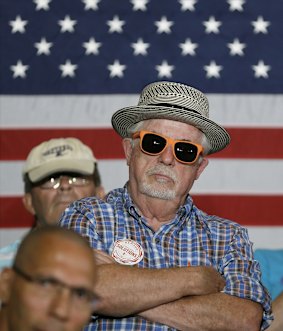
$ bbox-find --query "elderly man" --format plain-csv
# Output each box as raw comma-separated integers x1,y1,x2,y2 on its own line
0,225,97,331
60,81,272,330
0,137,105,270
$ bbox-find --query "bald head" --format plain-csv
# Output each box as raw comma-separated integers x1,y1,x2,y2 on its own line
14,225,94,269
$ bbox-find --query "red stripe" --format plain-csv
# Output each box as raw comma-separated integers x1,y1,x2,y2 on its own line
192,194,283,226
0,128,124,160
224,128,283,159
0,195,282,228
0,127,282,160
0,198,34,228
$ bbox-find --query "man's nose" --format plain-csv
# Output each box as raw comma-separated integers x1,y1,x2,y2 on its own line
158,144,175,165
49,287,72,320
57,176,72,190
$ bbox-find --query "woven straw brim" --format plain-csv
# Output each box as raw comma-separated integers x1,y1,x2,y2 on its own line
111,105,231,154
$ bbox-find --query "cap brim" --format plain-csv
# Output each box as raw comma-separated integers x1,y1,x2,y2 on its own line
28,159,95,183
111,105,230,154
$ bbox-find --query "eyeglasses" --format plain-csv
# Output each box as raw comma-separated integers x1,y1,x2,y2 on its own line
39,175,91,190
132,130,203,165
13,265,97,308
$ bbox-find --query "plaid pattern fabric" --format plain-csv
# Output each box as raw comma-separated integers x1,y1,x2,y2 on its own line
60,186,272,331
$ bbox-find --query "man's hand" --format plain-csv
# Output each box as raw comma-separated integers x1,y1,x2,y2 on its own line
187,266,225,295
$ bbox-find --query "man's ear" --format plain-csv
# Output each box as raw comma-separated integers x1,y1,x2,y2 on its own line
22,193,36,216
195,157,209,180
0,268,14,303
122,138,133,166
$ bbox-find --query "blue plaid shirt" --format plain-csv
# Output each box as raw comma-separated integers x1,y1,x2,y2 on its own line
60,186,272,331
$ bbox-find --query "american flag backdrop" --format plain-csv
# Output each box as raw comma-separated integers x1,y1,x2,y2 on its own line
0,0,282,248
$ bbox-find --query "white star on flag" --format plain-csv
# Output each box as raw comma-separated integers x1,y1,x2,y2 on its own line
9,16,28,34
33,0,52,11
10,60,29,78
155,16,174,34
155,60,175,78
107,60,126,77
251,16,270,34
204,60,223,78
34,37,53,55
227,0,245,12
203,16,222,34
179,38,198,56
82,37,102,55
131,0,148,11
179,0,197,11
252,60,271,78
227,38,246,56
59,60,77,77
131,38,150,55
107,15,125,33
82,0,100,10
58,15,77,33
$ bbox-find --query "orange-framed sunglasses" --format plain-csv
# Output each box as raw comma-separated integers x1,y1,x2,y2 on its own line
132,130,204,165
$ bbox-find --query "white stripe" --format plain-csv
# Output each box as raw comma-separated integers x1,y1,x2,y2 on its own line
0,95,139,128
247,226,283,250
0,229,29,248
1,159,282,196
0,227,282,250
192,158,283,194
0,160,129,196
1,95,283,128
208,94,283,127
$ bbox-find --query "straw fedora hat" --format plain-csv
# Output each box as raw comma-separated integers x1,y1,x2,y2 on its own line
111,81,230,154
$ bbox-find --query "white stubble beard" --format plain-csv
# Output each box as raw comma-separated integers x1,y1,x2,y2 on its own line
139,164,179,200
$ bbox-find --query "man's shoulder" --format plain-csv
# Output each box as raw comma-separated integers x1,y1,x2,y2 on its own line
0,238,22,254
63,187,127,218
193,203,243,230
0,239,22,270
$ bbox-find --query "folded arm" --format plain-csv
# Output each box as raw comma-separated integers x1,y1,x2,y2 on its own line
92,258,225,317
140,292,263,331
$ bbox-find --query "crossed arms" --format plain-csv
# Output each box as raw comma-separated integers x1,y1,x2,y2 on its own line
93,251,263,331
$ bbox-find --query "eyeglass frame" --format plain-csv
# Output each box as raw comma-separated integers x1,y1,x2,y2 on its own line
34,173,92,190
12,264,97,308
132,130,204,165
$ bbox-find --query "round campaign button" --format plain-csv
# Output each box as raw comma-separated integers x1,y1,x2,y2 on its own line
112,239,144,265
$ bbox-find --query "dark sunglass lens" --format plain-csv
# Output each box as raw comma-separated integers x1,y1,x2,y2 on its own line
175,142,198,162
142,134,166,154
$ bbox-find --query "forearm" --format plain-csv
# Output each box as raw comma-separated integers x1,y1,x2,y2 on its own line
93,264,190,316
139,293,263,331
93,264,224,316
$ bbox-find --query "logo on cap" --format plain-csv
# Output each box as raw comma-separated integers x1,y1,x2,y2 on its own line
42,144,73,158
112,239,144,265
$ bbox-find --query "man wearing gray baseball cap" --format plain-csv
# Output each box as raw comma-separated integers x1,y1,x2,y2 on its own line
60,81,272,330
0,137,105,270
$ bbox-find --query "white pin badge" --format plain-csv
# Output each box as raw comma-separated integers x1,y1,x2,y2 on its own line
112,239,144,265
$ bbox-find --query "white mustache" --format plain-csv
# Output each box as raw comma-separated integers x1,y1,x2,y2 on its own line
146,165,177,183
